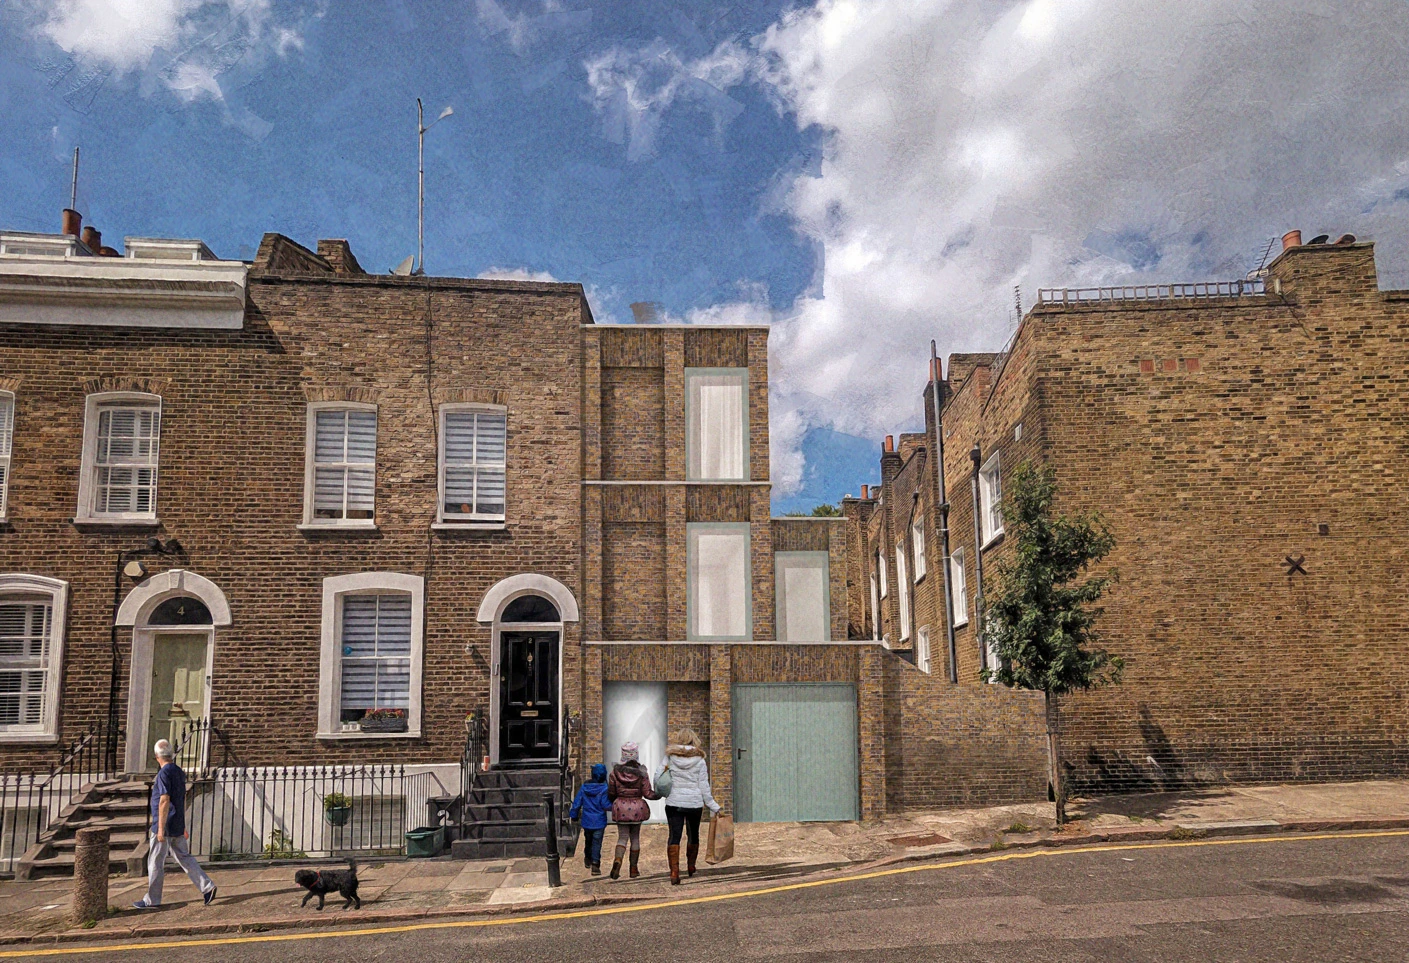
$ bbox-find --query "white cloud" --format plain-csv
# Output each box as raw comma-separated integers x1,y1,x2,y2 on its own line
615,0,1409,494
584,39,753,160
23,0,310,129
477,266,560,282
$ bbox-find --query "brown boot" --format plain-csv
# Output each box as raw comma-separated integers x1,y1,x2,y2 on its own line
609,845,625,880
686,842,699,877
629,849,640,879
667,844,681,885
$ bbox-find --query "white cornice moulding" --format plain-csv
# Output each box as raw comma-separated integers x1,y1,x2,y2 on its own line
0,254,247,329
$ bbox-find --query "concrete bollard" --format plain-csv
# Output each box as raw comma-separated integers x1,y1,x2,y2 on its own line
72,827,111,926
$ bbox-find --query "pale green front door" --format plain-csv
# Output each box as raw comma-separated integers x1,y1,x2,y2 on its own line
146,633,207,772
732,684,859,822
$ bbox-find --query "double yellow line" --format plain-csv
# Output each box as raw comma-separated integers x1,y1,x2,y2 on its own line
6,829,1406,958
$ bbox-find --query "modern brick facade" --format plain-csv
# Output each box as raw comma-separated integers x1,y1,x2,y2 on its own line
851,237,1409,805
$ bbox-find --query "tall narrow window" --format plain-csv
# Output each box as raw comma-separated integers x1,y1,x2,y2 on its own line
439,406,507,523
869,571,880,641
878,551,888,599
0,576,68,740
305,405,376,525
895,543,911,641
686,369,748,481
979,452,1003,545
95,404,160,517
916,626,931,674
0,392,12,519
338,593,412,728
775,551,830,642
687,523,751,640
911,515,927,580
950,547,969,626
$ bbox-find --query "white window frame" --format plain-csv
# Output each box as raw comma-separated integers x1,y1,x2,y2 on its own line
895,542,911,641
302,402,378,529
774,551,831,643
686,522,753,642
878,550,888,599
916,625,931,674
74,392,161,524
0,391,12,521
0,574,68,743
436,403,508,526
318,572,424,739
869,571,880,641
685,367,749,482
911,515,926,581
950,547,969,627
979,451,1004,546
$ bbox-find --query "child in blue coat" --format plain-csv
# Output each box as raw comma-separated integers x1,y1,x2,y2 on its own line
569,763,610,875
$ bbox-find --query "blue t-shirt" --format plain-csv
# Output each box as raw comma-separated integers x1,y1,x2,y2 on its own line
150,762,186,836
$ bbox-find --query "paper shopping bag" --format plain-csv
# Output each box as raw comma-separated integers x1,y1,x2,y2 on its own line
705,813,734,864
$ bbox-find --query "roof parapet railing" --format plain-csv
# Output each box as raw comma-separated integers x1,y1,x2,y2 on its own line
1037,278,1265,304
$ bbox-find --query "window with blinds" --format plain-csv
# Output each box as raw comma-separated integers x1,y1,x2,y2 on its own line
439,407,507,522
0,598,52,730
686,369,748,481
338,594,412,727
0,392,11,519
310,407,376,522
93,404,159,516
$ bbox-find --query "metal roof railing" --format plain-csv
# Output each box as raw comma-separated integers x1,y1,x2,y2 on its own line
1037,278,1265,304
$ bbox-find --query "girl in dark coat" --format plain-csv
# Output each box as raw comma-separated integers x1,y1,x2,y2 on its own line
606,741,655,879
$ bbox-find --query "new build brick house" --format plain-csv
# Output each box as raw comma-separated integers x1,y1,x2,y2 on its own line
849,233,1409,805
0,216,872,867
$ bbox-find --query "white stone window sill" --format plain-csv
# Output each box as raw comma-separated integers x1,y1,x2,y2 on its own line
299,521,379,532
953,618,969,629
914,572,927,584
432,521,506,531
317,730,422,741
0,732,60,745
981,530,1005,551
72,516,161,528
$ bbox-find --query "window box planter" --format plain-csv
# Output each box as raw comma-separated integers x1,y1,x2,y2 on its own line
359,709,408,734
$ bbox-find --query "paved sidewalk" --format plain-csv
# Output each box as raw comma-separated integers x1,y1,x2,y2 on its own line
2,777,1406,946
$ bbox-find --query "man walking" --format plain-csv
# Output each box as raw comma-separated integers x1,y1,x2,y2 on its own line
133,739,216,909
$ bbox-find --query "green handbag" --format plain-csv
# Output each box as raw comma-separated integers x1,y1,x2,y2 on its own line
655,763,674,798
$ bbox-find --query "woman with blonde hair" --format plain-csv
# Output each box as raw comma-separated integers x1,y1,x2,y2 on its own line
654,727,720,884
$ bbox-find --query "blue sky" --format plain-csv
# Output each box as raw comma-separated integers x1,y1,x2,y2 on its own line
4,1,1409,514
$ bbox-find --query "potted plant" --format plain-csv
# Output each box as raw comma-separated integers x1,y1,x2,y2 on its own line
324,792,353,827
359,707,408,733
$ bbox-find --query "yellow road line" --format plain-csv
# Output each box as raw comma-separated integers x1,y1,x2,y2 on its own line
5,828,1407,959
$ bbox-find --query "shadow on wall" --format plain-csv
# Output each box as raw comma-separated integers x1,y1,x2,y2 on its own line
1076,704,1225,797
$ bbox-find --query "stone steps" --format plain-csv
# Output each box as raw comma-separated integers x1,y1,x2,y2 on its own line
16,778,153,880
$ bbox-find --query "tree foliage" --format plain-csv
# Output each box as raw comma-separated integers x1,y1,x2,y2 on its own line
984,462,1122,694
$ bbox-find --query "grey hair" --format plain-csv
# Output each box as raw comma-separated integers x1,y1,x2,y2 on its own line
154,739,174,761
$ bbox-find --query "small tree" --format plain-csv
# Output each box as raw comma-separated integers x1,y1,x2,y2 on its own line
984,461,1122,825
810,503,843,517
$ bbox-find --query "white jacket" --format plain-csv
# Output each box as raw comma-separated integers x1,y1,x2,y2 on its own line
656,748,720,813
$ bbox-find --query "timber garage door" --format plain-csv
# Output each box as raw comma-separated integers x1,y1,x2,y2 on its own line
732,684,859,822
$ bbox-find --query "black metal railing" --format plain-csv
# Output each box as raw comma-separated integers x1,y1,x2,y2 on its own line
0,721,113,873
557,710,580,840
460,708,488,800
186,764,445,861
170,717,243,777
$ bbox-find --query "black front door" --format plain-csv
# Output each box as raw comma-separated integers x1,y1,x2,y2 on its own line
498,631,559,762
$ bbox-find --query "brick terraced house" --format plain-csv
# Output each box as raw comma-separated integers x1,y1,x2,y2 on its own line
849,232,1409,806
0,215,871,870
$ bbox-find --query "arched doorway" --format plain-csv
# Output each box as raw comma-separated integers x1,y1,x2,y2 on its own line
116,570,230,773
478,574,579,766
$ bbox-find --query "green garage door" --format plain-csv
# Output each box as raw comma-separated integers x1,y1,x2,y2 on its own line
733,684,859,822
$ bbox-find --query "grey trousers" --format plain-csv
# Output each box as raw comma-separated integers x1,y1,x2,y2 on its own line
144,834,214,906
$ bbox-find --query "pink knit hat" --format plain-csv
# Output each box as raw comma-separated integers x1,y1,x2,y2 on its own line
619,742,639,763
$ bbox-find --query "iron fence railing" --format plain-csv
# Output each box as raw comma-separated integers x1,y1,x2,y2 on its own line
1037,279,1265,304
187,764,446,861
1,721,114,873
461,708,488,801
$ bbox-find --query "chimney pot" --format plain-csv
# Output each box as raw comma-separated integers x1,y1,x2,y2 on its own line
62,209,82,238
861,485,869,499
1281,229,1302,251
883,435,895,453
80,226,100,253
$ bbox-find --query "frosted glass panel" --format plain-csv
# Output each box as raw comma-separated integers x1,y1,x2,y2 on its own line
688,524,750,640
602,682,667,823
775,551,829,642
686,370,747,481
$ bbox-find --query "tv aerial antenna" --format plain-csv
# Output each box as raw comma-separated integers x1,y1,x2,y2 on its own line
417,98,454,276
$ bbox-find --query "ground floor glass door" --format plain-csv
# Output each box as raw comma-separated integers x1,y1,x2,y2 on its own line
733,683,859,822
602,682,667,823
498,631,559,762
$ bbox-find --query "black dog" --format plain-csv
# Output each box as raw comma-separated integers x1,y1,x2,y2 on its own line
295,859,360,910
